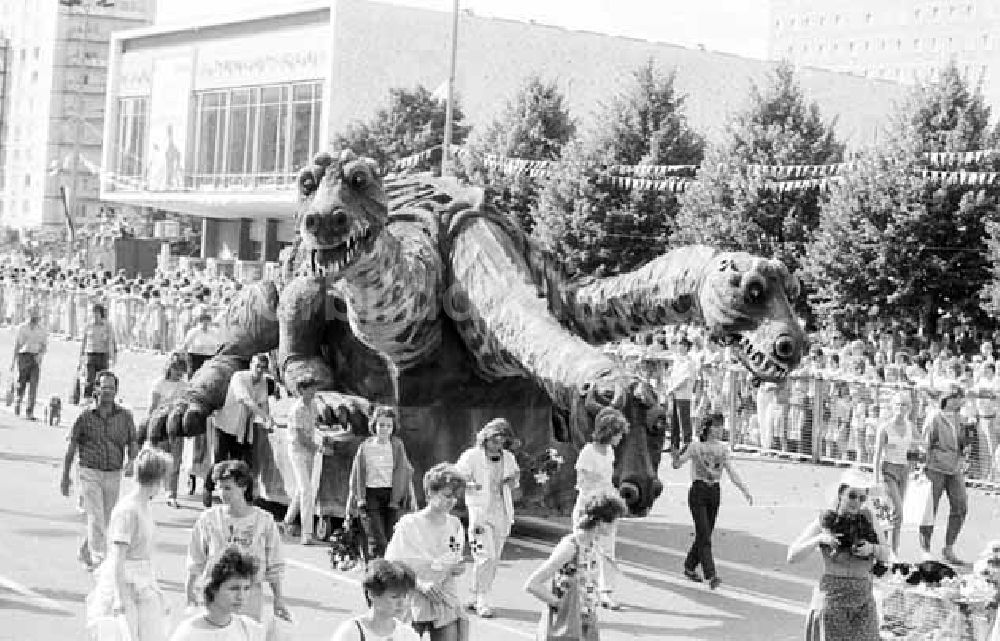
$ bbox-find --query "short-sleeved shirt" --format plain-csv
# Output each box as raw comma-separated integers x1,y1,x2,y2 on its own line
108,498,154,561
686,440,729,483
83,322,114,354
167,614,265,641
15,321,47,354
70,404,136,471
575,443,615,494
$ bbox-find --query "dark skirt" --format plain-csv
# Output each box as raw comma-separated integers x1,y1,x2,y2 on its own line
805,575,878,641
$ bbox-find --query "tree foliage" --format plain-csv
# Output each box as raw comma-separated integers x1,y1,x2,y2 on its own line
806,61,999,337
674,61,844,285
532,60,704,277
464,76,576,233
333,86,470,171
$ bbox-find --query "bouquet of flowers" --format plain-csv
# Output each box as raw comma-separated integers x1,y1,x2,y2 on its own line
530,448,565,485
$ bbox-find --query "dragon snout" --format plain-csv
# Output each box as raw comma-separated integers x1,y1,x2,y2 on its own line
619,481,640,506
303,209,351,238
774,334,797,362
619,478,662,515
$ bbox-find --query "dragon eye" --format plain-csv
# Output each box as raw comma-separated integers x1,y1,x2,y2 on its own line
743,275,766,305
348,168,369,190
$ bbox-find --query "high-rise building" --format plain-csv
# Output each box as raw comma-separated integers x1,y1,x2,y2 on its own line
0,0,154,231
768,1,1000,106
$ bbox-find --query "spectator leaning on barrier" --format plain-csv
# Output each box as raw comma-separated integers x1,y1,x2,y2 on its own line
203,353,277,509
919,384,971,565
11,305,47,420
59,370,137,571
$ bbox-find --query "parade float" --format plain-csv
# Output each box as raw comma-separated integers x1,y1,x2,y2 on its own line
151,150,807,532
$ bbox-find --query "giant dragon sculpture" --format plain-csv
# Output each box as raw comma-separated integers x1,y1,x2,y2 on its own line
154,150,807,517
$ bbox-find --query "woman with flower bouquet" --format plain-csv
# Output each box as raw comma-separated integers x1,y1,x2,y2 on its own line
385,463,469,641
524,489,626,641
456,418,520,618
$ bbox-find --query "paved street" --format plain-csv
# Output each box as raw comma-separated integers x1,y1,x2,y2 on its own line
0,329,998,640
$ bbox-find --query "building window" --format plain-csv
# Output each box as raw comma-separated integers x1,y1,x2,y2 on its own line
849,41,855,52
914,38,921,50
24,174,30,187
865,12,872,24
896,38,902,50
775,18,780,29
834,14,841,25
114,96,148,180
818,16,825,26
984,34,990,49
32,46,39,59
932,6,939,19
914,8,920,20
192,81,323,189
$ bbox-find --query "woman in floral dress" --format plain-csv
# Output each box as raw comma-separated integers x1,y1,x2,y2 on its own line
525,489,626,641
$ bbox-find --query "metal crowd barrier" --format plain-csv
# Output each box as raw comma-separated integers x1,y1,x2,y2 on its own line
0,283,225,354
611,351,1000,490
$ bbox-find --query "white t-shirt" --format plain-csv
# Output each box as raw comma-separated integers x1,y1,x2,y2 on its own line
575,443,614,494
168,614,265,641
668,354,700,400
362,439,394,488
184,326,220,356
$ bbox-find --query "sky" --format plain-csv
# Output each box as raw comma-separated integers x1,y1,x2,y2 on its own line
158,0,772,60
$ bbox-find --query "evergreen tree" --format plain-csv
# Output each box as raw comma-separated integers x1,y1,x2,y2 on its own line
532,60,704,277
806,61,999,337
673,62,844,287
333,86,470,171
464,76,576,233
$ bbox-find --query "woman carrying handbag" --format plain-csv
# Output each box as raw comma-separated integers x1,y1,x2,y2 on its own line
524,489,626,641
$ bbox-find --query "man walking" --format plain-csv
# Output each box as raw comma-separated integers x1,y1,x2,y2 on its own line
59,370,136,570
203,353,277,508
78,303,117,401
920,384,971,565
11,306,47,420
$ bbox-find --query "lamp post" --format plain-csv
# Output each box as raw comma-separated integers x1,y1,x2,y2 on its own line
441,0,459,176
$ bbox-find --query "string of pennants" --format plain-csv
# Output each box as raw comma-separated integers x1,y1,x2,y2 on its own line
390,146,1000,193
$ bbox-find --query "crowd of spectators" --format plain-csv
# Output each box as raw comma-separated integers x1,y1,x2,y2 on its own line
0,256,240,353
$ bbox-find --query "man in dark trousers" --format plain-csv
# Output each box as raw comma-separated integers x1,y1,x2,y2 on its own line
11,306,47,420
78,303,117,401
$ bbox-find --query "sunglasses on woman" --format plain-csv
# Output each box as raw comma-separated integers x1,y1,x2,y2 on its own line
846,490,867,502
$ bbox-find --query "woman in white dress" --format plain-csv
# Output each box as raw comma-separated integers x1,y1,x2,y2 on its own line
86,448,174,641
573,408,628,611
169,547,266,641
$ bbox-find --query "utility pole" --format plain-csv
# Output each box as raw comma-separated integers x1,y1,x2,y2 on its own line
441,0,459,176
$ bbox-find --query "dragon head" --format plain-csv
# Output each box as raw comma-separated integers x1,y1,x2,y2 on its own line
700,252,806,382
295,150,387,279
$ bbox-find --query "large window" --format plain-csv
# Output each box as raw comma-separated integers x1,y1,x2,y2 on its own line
191,81,322,189
114,96,148,181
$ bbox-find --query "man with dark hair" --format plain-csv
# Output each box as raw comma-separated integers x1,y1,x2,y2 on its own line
59,370,136,570
78,303,117,401
11,305,47,419
203,353,277,508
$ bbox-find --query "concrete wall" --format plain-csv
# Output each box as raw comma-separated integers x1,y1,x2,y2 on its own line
330,0,907,147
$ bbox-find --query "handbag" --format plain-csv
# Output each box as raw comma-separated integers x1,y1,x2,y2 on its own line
902,473,935,528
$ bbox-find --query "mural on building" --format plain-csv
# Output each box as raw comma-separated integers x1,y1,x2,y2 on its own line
147,53,192,191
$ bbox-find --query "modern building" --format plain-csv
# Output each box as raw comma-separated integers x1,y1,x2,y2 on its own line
101,0,908,262
768,0,1000,105
0,0,155,231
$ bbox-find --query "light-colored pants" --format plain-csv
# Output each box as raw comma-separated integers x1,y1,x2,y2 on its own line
470,522,508,597
79,467,122,565
283,448,316,537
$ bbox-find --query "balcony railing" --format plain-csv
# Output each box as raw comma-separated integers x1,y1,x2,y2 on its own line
104,171,299,192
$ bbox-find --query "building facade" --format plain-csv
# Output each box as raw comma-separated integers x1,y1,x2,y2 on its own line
0,0,155,231
102,0,908,261
769,0,1000,105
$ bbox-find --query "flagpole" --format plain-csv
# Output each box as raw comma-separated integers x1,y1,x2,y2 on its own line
441,0,459,176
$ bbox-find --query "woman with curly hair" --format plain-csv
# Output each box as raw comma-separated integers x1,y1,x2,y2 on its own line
573,407,628,610
385,463,468,641
169,547,265,641
456,417,520,617
787,471,889,641
86,448,174,641
525,489,626,641
346,405,415,559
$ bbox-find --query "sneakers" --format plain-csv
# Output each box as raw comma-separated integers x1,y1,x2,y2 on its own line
941,547,967,566
599,592,621,610
467,596,493,618
708,576,721,590
166,496,179,509
683,569,704,583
